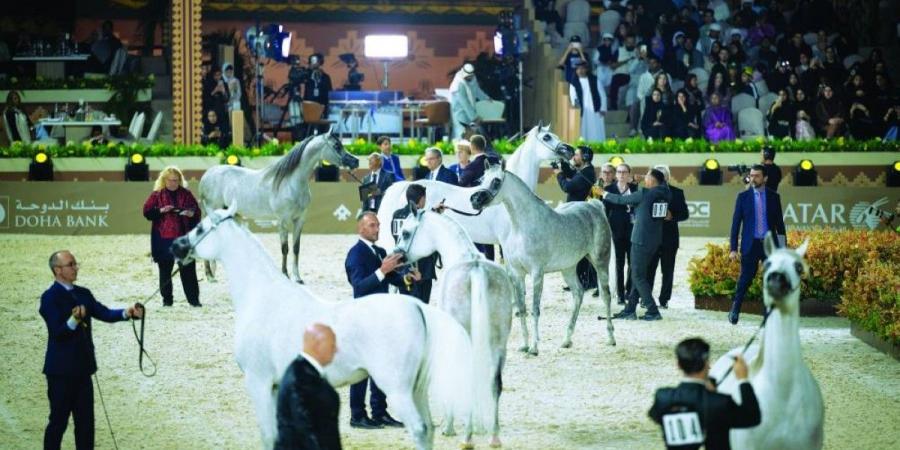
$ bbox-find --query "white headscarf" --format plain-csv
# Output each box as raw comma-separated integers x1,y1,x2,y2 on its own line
449,63,477,107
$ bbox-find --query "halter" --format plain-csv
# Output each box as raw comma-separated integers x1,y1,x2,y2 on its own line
181,212,234,261
471,173,505,211
395,209,425,257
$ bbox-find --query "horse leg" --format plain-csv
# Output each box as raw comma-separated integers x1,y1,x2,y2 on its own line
394,390,434,450
291,217,307,284
278,224,289,278
511,274,529,353
528,270,544,356
590,251,616,346
245,375,277,449
204,260,217,283
560,268,585,349
490,354,506,448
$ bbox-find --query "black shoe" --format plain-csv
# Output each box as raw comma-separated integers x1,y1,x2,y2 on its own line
189,302,202,307
728,310,740,325
659,300,668,309
162,301,173,307
617,298,626,305
641,312,663,321
592,289,600,297
562,286,571,292
350,416,383,429
612,310,637,320
372,413,404,428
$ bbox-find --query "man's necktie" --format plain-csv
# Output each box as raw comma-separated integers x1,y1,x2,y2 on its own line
755,191,764,236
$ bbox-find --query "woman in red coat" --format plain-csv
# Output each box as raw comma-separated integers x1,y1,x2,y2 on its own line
142,166,201,306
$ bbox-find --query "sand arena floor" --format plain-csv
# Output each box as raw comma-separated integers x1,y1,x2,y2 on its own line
0,234,898,449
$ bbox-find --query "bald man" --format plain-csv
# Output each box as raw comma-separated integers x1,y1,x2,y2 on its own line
275,324,341,450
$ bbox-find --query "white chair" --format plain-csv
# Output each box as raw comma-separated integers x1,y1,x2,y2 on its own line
753,79,769,96
689,67,709,93
802,32,818,46
843,54,863,70
126,112,139,134
475,100,505,120
140,111,163,143
130,112,146,138
108,47,127,76
758,92,778,117
598,10,621,36
738,107,766,138
731,93,756,116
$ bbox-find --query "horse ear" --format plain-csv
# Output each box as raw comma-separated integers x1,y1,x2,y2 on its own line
327,125,334,135
763,231,777,257
544,122,552,131
537,120,543,129
795,237,809,257
225,199,238,217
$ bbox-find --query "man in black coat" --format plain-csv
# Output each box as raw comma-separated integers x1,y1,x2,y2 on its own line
604,163,638,305
276,323,342,450
555,145,598,292
649,338,761,450
40,250,144,450
422,147,459,185
391,184,434,303
646,165,689,309
760,146,781,192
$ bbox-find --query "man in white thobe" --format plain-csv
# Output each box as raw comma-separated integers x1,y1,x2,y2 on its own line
569,60,607,142
449,63,492,141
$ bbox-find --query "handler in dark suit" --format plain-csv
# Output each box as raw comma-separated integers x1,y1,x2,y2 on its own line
361,153,394,212
602,168,671,321
728,164,786,324
391,184,432,303
40,250,144,450
555,145,598,292
423,147,458,185
646,165,689,309
649,338,761,450
457,134,500,260
343,212,408,428
275,323,342,450
604,164,638,304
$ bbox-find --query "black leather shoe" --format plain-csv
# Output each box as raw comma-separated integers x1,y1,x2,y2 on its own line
612,310,637,320
728,310,740,325
659,301,669,309
189,302,202,307
350,416,383,429
162,302,173,307
641,312,663,321
373,413,404,428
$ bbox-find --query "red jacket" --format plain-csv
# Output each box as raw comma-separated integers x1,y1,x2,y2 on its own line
142,187,201,240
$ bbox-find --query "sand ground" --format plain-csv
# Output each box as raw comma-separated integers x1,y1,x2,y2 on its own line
0,234,897,449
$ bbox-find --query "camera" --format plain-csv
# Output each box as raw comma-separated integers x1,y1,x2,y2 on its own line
550,161,559,170
727,164,750,175
288,64,311,85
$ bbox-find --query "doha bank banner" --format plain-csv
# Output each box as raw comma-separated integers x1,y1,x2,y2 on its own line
1,182,897,236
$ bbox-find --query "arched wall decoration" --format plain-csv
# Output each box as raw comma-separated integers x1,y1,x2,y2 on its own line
172,0,203,144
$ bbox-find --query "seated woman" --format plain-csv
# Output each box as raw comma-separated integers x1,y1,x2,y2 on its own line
671,89,701,139
641,88,670,140
201,109,231,147
3,91,34,143
814,84,846,138
767,89,795,139
702,92,735,143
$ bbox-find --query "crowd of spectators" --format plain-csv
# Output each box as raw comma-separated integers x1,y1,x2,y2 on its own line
541,0,899,142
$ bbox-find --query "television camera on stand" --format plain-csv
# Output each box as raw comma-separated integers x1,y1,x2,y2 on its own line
245,23,291,146
340,53,365,91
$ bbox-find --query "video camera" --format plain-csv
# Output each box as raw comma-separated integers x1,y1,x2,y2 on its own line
728,164,751,184
551,159,574,177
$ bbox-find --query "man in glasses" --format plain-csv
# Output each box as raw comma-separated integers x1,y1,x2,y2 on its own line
40,250,144,450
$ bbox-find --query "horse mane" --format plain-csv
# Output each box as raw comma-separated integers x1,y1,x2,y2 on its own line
265,135,316,190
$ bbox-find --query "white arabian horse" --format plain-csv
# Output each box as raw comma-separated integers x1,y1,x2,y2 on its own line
711,233,824,450
375,123,574,251
394,209,516,448
470,163,615,355
199,129,359,283
171,205,494,450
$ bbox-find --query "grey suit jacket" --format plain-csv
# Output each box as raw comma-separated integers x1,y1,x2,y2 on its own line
604,184,672,249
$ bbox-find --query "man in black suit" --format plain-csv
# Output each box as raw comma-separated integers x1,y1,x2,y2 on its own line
604,163,638,305
343,212,410,428
422,147,458,185
361,153,395,212
458,134,500,260
391,184,433,303
39,250,144,450
646,165,689,309
649,338,761,450
275,323,342,450
728,165,786,324
760,146,781,192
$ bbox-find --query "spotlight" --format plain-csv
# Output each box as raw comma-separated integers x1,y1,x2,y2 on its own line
699,158,722,185
887,161,900,187
794,159,817,186
29,152,54,181
225,155,241,166
608,156,625,166
316,159,339,182
124,153,149,181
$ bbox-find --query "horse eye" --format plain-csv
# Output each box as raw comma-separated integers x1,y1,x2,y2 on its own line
794,262,804,273
491,179,502,190
402,231,410,239
763,261,771,270
542,135,551,141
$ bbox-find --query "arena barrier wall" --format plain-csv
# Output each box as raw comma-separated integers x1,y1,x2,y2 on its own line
0,182,897,236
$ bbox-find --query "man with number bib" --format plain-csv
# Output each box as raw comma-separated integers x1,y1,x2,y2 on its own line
601,168,671,320
649,338,761,450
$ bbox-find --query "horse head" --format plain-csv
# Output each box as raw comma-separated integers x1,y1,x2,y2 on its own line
171,200,238,264
321,127,359,169
525,121,575,161
393,209,434,263
470,162,507,211
761,232,809,313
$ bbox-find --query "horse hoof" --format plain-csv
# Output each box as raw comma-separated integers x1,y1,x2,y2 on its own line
295,279,305,285
560,340,572,349
517,345,529,353
608,339,617,346
527,348,539,357
489,437,503,448
458,442,474,450
442,427,457,437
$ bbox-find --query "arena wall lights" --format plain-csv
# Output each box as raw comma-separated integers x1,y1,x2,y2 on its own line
124,153,149,181
699,158,722,185
794,159,817,186
608,156,625,166
225,155,242,166
364,34,409,89
887,161,900,187
315,159,339,182
29,152,54,181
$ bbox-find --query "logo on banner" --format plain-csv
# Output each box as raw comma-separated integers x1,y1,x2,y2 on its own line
333,204,352,221
849,197,889,231
683,201,711,228
0,196,8,228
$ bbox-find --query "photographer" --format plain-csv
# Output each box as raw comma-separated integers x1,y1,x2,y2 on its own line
302,53,333,114
649,338,761,450
555,145,598,294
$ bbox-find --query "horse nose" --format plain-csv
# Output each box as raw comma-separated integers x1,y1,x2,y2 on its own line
470,191,486,209
343,154,359,169
170,237,190,259
766,272,789,296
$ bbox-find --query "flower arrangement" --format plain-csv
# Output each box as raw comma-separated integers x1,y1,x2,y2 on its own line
839,257,900,346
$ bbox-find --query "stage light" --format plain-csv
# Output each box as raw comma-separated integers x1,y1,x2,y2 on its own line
608,156,624,166
29,152,53,181
887,161,900,187
226,155,241,166
316,159,339,182
699,158,722,185
124,153,149,181
794,159,817,186
364,34,409,89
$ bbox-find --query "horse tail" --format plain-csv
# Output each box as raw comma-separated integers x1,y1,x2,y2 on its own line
415,303,476,429
468,262,498,433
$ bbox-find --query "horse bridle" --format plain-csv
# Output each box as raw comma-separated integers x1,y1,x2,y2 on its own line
181,213,234,261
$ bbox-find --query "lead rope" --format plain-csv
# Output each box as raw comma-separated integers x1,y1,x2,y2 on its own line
714,306,772,386
435,198,484,217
